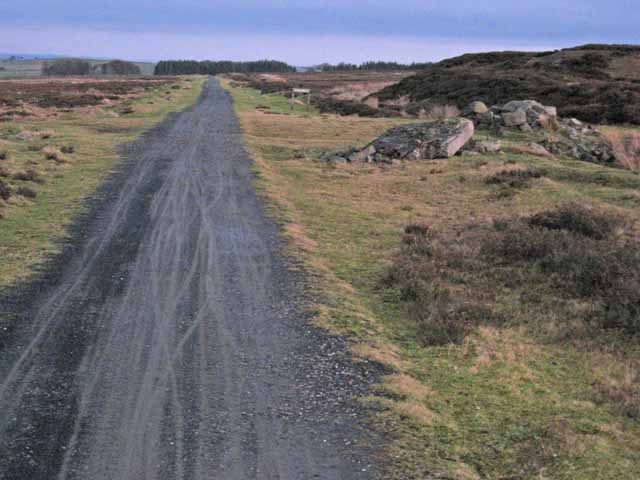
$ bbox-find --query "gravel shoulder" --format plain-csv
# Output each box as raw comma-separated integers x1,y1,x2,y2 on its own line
0,78,383,480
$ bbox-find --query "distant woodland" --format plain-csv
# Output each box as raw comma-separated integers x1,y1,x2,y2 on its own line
154,60,296,75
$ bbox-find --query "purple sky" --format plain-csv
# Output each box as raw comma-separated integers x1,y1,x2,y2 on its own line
1,1,638,64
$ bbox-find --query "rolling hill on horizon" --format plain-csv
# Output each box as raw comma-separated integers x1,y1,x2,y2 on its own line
375,44,640,124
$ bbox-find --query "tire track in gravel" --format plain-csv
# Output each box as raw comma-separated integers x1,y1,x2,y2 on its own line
0,78,385,480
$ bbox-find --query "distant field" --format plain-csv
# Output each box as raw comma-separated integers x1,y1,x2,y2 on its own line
0,59,157,78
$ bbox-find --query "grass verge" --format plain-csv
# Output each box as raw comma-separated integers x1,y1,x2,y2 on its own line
222,77,640,479
0,76,205,285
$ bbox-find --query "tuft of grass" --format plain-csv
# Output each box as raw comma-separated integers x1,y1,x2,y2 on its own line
41,146,63,162
601,128,640,171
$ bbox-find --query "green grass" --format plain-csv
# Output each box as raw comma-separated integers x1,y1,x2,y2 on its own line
0,76,205,285
227,81,319,116
223,78,640,479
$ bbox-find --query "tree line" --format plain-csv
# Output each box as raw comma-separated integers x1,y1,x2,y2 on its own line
318,61,432,72
42,59,141,76
154,60,296,75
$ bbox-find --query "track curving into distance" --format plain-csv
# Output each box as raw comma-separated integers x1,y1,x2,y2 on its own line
0,78,381,480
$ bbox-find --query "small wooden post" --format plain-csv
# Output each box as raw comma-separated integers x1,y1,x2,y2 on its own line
292,88,311,113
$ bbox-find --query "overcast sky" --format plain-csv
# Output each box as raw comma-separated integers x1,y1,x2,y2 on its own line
1,0,638,64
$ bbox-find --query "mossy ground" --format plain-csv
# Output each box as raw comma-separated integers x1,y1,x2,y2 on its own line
222,78,640,479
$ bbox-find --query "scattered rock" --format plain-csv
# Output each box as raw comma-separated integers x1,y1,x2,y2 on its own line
502,111,528,127
348,145,376,164
325,119,475,165
517,142,552,157
541,135,616,166
324,154,349,165
477,110,495,128
461,139,502,155
464,101,488,115
474,139,502,154
370,119,474,161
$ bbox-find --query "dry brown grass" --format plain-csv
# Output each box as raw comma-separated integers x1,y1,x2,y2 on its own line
328,81,397,102
601,128,640,171
506,142,552,157
419,104,461,121
592,358,640,417
42,146,64,163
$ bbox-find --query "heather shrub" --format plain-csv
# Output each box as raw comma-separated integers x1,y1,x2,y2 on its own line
16,186,37,199
12,169,44,184
384,226,486,345
485,168,547,189
0,179,11,201
485,205,640,333
409,285,476,346
528,203,622,240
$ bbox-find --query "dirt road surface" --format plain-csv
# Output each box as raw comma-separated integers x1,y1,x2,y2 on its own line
0,78,382,479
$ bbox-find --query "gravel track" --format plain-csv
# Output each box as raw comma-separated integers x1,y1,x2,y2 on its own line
0,78,382,479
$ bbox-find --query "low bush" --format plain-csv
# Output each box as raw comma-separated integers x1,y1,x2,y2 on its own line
484,205,640,333
15,186,37,199
384,225,488,345
12,169,44,184
0,150,7,160
385,203,639,347
528,203,623,240
0,179,11,201
409,285,476,346
312,96,382,117
0,167,9,178
60,145,75,154
485,168,547,188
